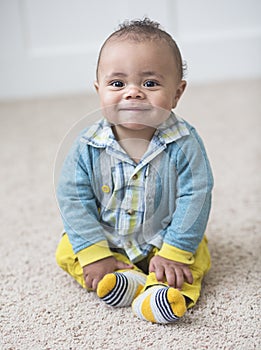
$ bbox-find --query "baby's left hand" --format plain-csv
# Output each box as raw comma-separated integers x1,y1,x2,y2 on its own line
149,255,193,290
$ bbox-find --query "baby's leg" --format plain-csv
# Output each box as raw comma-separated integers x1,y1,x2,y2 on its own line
56,233,146,304
181,236,211,308
55,233,86,288
132,237,211,323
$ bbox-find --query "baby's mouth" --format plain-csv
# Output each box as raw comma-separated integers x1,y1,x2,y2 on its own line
118,103,151,112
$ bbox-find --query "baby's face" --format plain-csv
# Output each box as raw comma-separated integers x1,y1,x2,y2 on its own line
95,39,186,133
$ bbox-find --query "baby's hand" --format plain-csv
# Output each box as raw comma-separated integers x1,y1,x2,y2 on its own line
83,256,133,291
149,255,193,290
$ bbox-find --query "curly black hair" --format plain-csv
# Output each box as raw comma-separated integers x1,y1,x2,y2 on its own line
96,18,187,80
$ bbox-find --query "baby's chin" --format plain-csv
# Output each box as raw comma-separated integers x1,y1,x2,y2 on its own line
115,122,156,132
121,122,150,130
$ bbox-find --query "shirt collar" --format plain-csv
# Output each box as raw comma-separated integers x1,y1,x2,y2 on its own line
155,112,190,145
80,118,114,148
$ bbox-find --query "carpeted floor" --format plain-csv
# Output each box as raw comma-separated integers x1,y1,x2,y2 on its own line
0,80,260,349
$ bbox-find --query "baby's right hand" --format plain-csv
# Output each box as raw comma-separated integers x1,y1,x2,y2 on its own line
83,256,133,291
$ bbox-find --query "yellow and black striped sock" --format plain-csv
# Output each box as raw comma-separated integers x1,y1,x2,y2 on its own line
97,270,146,307
132,285,187,323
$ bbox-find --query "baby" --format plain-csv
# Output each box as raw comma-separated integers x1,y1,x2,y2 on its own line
56,18,214,324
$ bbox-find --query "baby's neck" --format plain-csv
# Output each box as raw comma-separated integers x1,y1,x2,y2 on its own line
112,125,156,163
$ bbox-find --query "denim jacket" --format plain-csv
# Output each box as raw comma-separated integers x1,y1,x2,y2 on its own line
57,113,214,263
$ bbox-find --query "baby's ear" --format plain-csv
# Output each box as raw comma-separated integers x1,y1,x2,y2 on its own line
172,80,186,108
94,81,99,92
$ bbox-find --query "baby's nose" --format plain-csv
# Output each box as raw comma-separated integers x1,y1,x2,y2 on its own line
124,85,145,99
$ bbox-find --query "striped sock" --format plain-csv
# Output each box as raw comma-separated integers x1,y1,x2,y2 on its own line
132,285,187,323
97,270,146,307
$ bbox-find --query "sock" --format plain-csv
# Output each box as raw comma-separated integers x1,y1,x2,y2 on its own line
132,285,187,324
97,270,146,307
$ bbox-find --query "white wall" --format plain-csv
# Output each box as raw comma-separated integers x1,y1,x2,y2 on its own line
0,0,260,100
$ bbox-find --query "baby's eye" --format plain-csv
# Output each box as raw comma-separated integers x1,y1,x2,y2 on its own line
110,81,124,88
143,80,159,88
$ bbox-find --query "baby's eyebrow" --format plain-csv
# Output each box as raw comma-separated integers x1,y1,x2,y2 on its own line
105,72,127,79
104,71,164,80
141,71,158,76
141,71,164,79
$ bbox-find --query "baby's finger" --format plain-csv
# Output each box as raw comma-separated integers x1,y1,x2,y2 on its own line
184,268,193,284
149,260,156,272
92,277,100,291
164,267,176,287
175,267,184,290
116,260,133,270
84,275,93,290
155,265,165,283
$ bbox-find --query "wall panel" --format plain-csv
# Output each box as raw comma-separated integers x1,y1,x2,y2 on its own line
0,0,260,99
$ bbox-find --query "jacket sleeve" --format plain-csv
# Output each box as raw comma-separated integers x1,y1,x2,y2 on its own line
56,137,112,261
159,125,214,257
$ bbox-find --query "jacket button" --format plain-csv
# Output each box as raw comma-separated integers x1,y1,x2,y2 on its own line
101,185,110,193
132,174,138,180
126,241,132,248
126,209,135,215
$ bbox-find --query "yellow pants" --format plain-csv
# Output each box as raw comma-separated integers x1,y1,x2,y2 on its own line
56,234,211,308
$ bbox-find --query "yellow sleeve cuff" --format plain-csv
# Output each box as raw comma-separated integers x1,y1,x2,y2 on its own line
76,240,113,267
157,243,195,265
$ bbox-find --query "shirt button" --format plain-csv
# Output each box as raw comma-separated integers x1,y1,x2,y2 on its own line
132,174,138,180
126,241,132,248
126,209,135,215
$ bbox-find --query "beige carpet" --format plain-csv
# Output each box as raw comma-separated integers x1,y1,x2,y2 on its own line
0,80,260,349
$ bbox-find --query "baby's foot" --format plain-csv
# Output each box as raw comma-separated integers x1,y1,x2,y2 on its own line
97,270,146,307
132,285,186,323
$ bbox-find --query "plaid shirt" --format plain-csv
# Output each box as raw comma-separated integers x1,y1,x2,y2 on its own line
57,113,213,263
